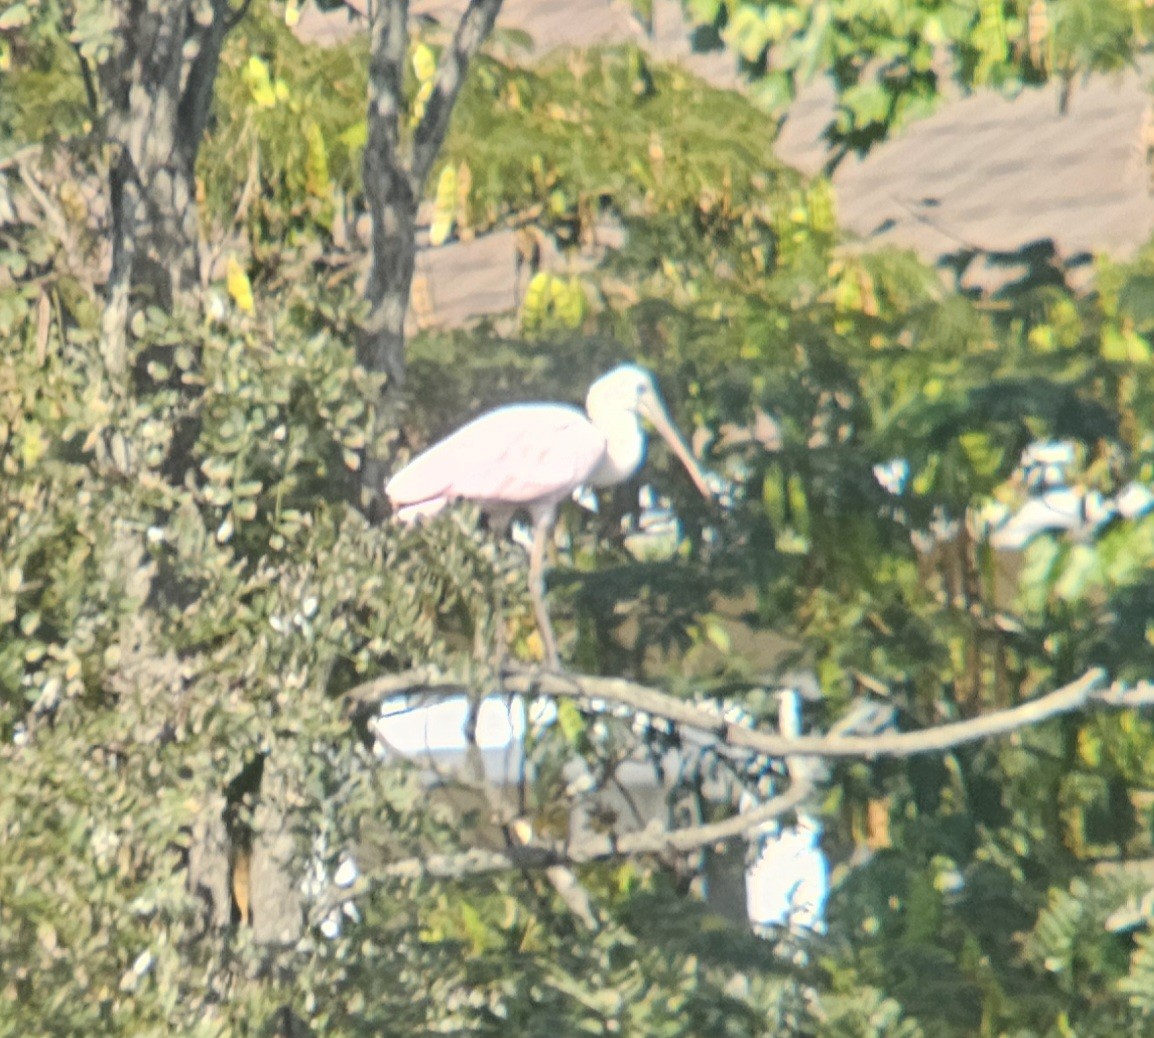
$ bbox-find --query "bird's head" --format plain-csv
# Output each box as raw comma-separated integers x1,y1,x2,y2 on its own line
586,364,714,499
585,364,656,421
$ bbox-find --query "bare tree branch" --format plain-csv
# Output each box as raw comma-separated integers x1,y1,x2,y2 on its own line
410,0,505,191
320,666,1154,926
309,776,816,925
346,666,1142,760
358,0,504,503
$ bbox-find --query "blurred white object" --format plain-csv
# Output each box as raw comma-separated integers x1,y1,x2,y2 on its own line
990,487,1114,550
617,484,679,560
373,695,537,755
886,438,1154,552
333,858,360,888
303,837,361,939
744,815,828,934
572,484,599,513
873,458,910,496
740,687,830,934
1117,482,1154,519
1020,440,1076,490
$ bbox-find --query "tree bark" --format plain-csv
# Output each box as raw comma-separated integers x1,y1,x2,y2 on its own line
359,0,504,502
250,763,305,945
361,0,413,394
188,793,233,930
100,0,243,380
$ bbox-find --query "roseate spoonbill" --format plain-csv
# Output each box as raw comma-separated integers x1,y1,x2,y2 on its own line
385,364,713,667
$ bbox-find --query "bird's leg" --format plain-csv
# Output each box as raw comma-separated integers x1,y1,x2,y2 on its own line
490,515,522,669
528,517,560,669
489,566,508,669
476,513,512,668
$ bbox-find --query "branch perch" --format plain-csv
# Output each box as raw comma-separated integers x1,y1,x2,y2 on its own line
347,666,1135,761
320,666,1154,923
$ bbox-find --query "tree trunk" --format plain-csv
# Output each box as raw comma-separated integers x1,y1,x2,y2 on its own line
358,0,504,503
188,793,233,930
98,1,251,934
249,762,305,945
100,0,240,380
361,0,416,393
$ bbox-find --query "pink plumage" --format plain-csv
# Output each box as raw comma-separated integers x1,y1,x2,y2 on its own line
385,403,608,525
384,365,713,667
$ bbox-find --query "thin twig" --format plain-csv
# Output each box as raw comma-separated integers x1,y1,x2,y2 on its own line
308,777,815,925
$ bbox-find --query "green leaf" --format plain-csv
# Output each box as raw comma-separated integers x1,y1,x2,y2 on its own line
304,121,331,202
840,82,893,127
556,699,586,746
339,121,368,150
686,0,722,25
726,4,770,63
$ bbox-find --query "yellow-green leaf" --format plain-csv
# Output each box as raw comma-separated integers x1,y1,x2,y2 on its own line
340,122,368,150
428,165,456,247
19,421,45,466
521,271,551,332
243,56,277,109
304,122,331,201
701,615,731,654
807,178,836,234
549,276,587,328
226,256,254,313
556,699,586,747
959,430,1004,478
411,43,437,83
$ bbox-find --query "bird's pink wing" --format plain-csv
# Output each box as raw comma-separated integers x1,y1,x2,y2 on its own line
385,404,607,515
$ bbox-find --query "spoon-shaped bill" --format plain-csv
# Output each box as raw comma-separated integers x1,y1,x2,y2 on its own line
640,393,714,500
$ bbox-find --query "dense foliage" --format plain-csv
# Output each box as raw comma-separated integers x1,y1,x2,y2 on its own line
6,1,1154,1034
682,0,1153,159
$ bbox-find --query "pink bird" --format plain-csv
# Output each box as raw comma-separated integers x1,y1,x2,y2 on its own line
385,364,714,667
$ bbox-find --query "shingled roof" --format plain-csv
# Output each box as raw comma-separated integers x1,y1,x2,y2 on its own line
784,67,1154,291
296,0,1154,317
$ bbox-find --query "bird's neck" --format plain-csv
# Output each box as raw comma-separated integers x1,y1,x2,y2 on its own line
589,410,645,487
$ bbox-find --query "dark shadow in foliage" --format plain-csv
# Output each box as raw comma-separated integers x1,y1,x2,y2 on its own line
689,22,725,52
688,1,727,53
263,1006,313,1038
828,850,988,1033
962,378,1118,444
614,881,792,974
1084,776,1140,852
1088,575,1154,679
555,556,722,678
965,762,1015,832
